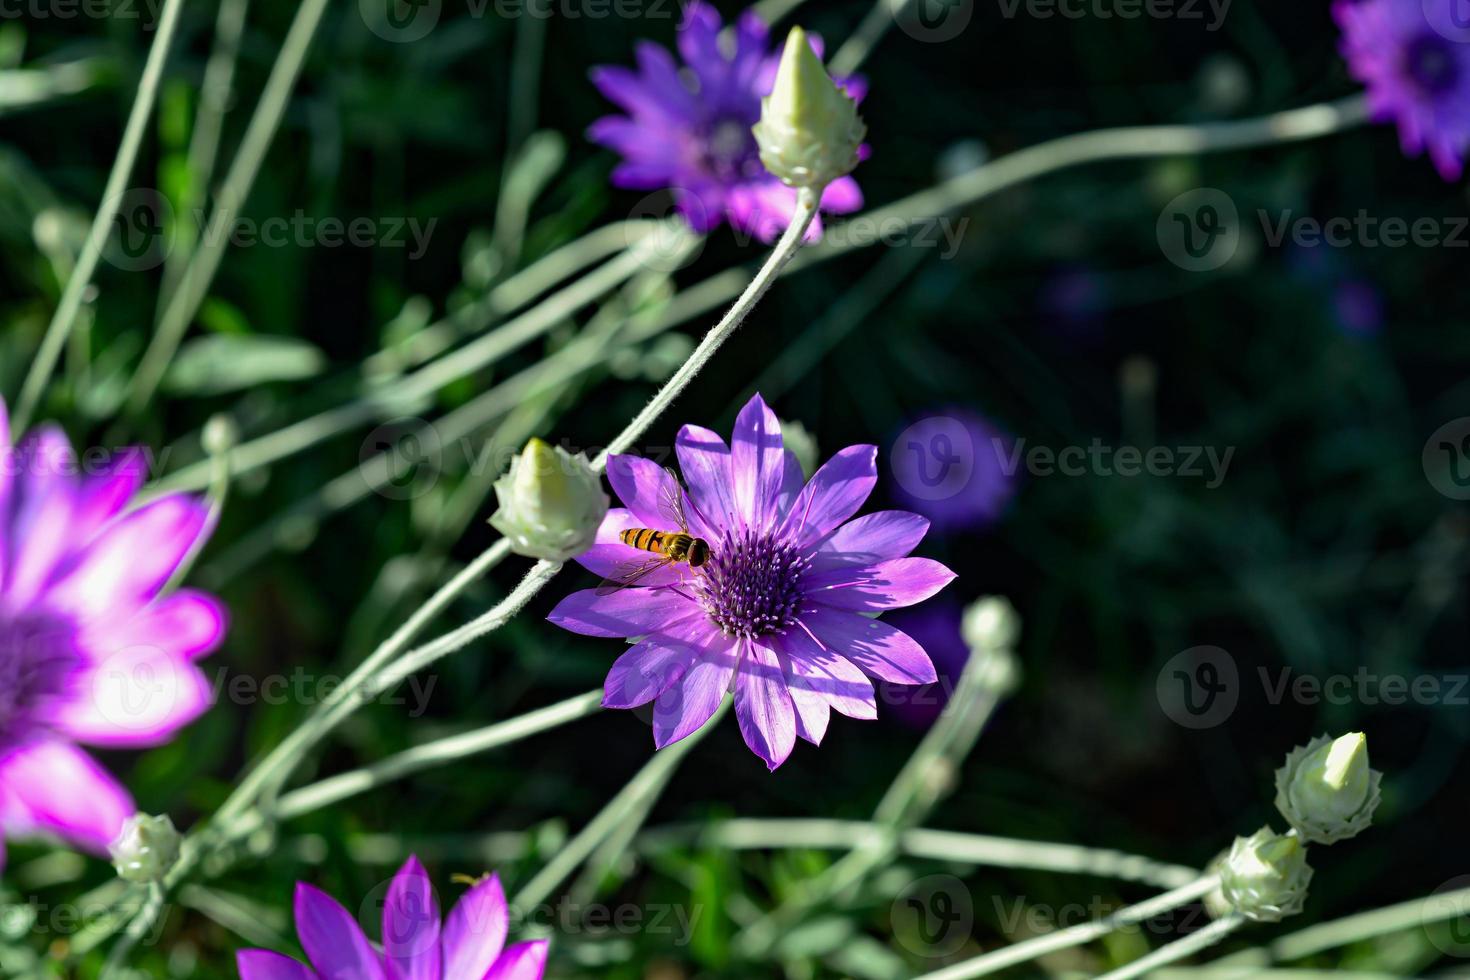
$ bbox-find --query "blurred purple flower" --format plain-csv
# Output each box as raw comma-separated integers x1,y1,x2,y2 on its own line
0,399,223,872
1334,279,1385,336
888,410,1018,533
880,600,971,728
1335,0,1470,179
237,856,547,980
588,3,865,241
548,394,955,770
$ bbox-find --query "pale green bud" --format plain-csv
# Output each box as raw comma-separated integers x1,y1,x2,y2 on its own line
490,438,609,561
961,596,1021,652
110,813,181,884
751,27,866,190
1274,732,1381,844
1210,827,1312,922
779,418,819,480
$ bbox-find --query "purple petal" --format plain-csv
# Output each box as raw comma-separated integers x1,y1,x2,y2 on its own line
809,511,930,571
79,589,228,662
441,873,509,978
4,427,80,607
780,445,878,546
0,399,10,584
54,646,213,747
44,494,213,620
484,940,549,980
652,634,738,749
604,635,702,709
676,3,723,80
784,675,830,745
547,588,702,639
735,639,796,770
573,510,686,590
774,450,805,522
803,558,956,612
676,425,739,533
238,950,319,980
383,856,441,980
0,740,133,853
606,454,713,538
774,627,877,720
819,176,864,215
799,607,938,685
71,448,149,545
294,883,386,980
730,394,785,531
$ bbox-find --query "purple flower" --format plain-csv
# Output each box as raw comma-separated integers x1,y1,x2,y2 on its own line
547,393,955,770
238,856,547,980
879,600,970,729
588,3,865,242
1335,0,1470,179
888,410,1018,534
0,399,224,872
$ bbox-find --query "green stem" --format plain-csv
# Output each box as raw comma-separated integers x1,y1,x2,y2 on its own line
13,0,187,432
1098,914,1246,980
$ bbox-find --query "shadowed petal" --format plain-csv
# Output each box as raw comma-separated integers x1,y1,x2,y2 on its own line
237,950,318,980
784,671,830,745
383,856,441,980
799,607,937,685
548,588,701,638
803,558,956,612
774,450,805,522
653,636,738,749
484,940,550,980
604,635,703,709
808,512,930,570
773,627,877,720
441,873,509,978
676,425,738,533
730,394,785,530
573,510,685,590
736,638,796,769
606,455,714,539
294,883,386,980
0,740,133,852
780,445,878,546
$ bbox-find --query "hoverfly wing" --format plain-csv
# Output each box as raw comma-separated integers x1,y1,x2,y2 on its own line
659,467,692,534
596,555,677,595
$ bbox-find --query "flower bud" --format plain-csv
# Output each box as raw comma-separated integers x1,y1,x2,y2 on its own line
110,813,181,884
751,27,866,190
780,418,819,480
961,596,1021,652
490,438,609,561
1209,827,1312,922
1274,732,1381,844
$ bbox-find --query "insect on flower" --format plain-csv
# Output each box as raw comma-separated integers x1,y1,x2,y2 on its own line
598,469,711,594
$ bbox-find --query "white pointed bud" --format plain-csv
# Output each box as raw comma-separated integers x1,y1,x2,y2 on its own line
110,813,181,884
1274,732,1381,844
490,439,609,561
1209,827,1312,922
751,27,866,190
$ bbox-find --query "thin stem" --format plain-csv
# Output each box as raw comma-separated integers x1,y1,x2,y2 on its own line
99,883,166,980
12,0,187,432
914,876,1220,980
514,700,729,911
270,690,605,821
829,0,912,76
596,185,820,464
126,0,334,416
1098,914,1247,980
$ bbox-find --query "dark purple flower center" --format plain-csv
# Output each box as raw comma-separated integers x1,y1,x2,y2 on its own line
1405,33,1461,96
700,116,762,182
0,611,79,751
696,529,809,639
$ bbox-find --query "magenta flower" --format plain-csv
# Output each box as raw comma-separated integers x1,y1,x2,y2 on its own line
548,394,956,770
588,3,865,242
237,856,548,980
1335,0,1470,179
0,399,223,871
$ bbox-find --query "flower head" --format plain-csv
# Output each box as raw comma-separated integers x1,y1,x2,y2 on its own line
548,394,956,769
1274,732,1382,844
888,410,1018,533
588,3,866,241
1209,827,1312,923
110,812,181,883
237,855,548,980
0,399,224,873
752,26,866,190
490,438,609,561
1335,0,1470,179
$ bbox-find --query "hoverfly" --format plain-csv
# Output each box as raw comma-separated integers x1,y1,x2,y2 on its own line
597,469,711,595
